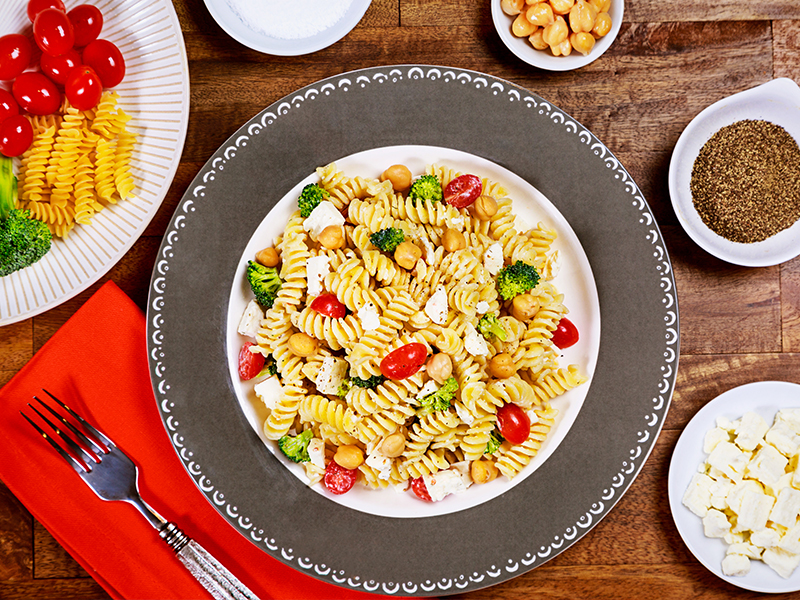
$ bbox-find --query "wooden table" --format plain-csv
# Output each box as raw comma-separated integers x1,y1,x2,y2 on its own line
3,0,800,598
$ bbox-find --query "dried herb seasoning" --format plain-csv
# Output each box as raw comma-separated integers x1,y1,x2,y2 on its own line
690,119,800,244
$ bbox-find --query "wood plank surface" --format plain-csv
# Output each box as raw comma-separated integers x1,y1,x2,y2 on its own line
3,0,800,598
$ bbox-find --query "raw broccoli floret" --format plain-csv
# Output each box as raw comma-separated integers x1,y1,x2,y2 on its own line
278,429,313,463
484,430,504,455
408,174,443,203
337,379,351,400
477,313,508,342
369,227,405,252
246,260,282,308
496,260,540,301
297,183,329,218
259,354,278,378
0,157,52,277
417,376,459,415
351,374,385,388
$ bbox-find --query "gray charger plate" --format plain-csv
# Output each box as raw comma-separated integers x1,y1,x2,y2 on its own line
147,65,678,595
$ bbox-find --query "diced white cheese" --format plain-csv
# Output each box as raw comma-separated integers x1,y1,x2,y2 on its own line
475,300,490,315
770,487,800,528
305,254,331,297
314,356,348,396
365,449,393,480
763,547,800,579
746,444,788,487
727,542,763,559
420,236,437,266
779,523,800,554
302,200,345,240
513,214,530,235
766,421,800,457
707,441,750,482
765,472,793,498
735,411,770,451
725,531,746,545
721,554,751,577
424,285,449,325
735,490,775,532
237,299,264,338
423,468,470,502
751,528,782,549
776,409,800,434
683,472,715,517
726,480,764,515
463,322,489,357
703,427,730,454
709,478,735,511
254,376,282,411
483,242,504,276
307,438,326,469
416,380,440,402
357,301,381,331
702,508,731,538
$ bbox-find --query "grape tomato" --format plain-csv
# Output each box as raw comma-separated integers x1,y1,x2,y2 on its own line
65,65,102,110
324,460,357,495
82,39,125,88
496,402,531,445
410,477,432,501
34,7,75,56
0,114,33,157
309,293,346,318
13,71,61,115
67,4,103,47
0,90,19,125
443,174,483,209
238,342,265,380
0,34,33,81
27,0,66,23
40,48,80,85
379,342,428,380
551,317,579,349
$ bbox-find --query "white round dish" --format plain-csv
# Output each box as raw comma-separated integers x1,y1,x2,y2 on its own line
490,0,623,71
203,0,371,56
0,0,190,325
668,78,800,267
668,380,800,594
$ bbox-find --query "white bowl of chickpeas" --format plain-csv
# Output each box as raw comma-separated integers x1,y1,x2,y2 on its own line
492,0,623,71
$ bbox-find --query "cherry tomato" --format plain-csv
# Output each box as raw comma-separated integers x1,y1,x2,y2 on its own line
0,34,33,81
551,317,579,349
0,90,19,125
27,0,66,23
443,174,482,209
496,402,531,445
34,7,74,56
309,293,346,319
379,342,428,380
238,341,265,381
82,39,125,88
65,65,102,110
410,477,432,501
67,4,103,47
0,114,33,157
40,47,80,85
324,460,357,495
12,72,61,116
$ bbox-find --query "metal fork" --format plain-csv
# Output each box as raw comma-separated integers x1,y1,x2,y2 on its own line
21,390,260,600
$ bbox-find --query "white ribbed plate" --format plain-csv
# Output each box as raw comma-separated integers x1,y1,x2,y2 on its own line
0,0,189,325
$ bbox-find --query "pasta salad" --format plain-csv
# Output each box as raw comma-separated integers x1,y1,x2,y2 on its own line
236,160,588,502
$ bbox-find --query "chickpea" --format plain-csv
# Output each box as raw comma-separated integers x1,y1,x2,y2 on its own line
588,0,610,12
512,12,536,37
570,31,595,55
288,332,318,357
550,37,572,56
471,460,499,485
334,445,364,470
441,228,466,252
318,225,345,250
549,0,574,14
394,241,422,270
511,293,540,321
255,247,280,267
501,0,525,15
426,353,453,384
380,433,406,458
471,195,498,220
487,353,516,379
526,2,554,27
569,0,597,33
592,11,611,37
542,15,569,46
380,164,413,193
529,28,549,50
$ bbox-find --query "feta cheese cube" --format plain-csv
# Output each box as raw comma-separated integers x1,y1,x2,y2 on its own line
726,480,764,515
709,478,735,511
725,531,746,545
763,547,800,579
683,472,715,517
747,443,789,487
475,300,490,315
703,427,730,454
716,415,736,432
727,542,762,559
721,554,751,577
302,201,345,240
254,376,282,410
365,449,393,480
463,322,489,357
750,527,782,549
314,357,348,396
766,421,800,457
422,468,470,502
702,508,731,538
735,490,775,532
307,438,326,469
483,242,504,276
779,523,800,555
707,441,750,482
735,411,770,451
237,299,264,338
776,409,800,434
305,254,330,297
770,487,800,528
357,300,381,331
765,472,793,498
424,285,449,325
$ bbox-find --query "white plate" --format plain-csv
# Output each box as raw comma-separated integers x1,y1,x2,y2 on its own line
203,0,371,56
668,78,800,267
0,0,190,325
668,380,800,593
490,0,623,72
225,145,601,519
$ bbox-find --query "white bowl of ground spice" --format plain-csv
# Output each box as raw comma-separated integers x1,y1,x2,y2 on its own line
668,78,800,267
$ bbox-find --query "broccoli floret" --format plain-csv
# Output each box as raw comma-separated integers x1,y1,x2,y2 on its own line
246,260,282,308
496,260,540,301
0,157,52,277
408,174,443,203
258,354,278,378
278,429,313,463
484,430,504,455
337,379,351,400
477,313,508,342
297,183,329,218
369,227,405,252
350,374,384,389
417,376,459,415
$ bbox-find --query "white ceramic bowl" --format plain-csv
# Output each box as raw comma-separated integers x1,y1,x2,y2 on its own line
491,0,623,71
668,78,800,267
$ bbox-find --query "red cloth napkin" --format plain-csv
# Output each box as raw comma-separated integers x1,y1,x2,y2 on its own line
0,281,389,600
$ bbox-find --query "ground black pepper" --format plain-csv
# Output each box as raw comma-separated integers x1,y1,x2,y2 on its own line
689,119,800,243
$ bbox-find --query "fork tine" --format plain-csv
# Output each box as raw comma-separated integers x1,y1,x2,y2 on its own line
20,409,89,474
26,401,99,468
41,389,113,450
34,393,107,456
